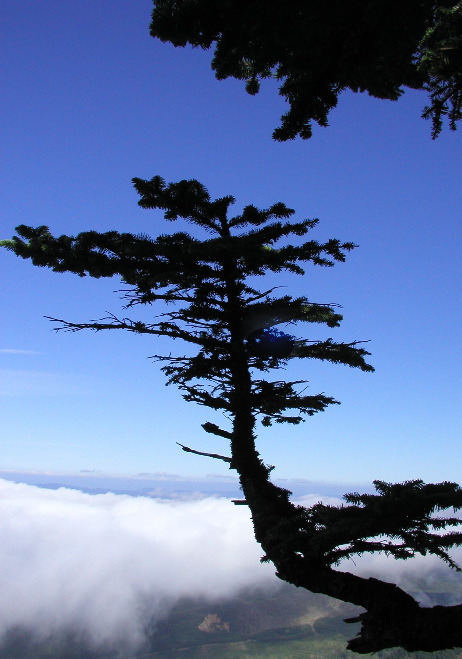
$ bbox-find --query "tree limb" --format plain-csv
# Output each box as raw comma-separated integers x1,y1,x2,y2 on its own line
176,442,232,463
201,422,233,440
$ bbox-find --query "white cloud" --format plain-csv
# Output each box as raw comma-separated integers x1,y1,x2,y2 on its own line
293,492,344,507
0,349,41,355
0,479,278,653
339,545,462,596
0,478,460,655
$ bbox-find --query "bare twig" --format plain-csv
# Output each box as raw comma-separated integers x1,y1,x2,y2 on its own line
176,442,232,463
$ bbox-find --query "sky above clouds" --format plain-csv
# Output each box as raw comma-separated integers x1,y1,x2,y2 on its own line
1,0,462,486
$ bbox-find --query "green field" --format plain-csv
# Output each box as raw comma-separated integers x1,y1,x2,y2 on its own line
137,580,461,659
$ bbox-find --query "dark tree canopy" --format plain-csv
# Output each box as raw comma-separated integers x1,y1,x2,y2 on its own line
150,0,462,140
3,177,462,653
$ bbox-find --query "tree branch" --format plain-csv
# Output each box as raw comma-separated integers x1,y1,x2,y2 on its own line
176,442,232,463
201,422,233,439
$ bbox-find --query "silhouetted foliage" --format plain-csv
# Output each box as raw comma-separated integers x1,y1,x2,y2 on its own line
150,0,462,140
2,177,462,653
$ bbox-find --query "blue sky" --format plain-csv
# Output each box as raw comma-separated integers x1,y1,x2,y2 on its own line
1,0,461,485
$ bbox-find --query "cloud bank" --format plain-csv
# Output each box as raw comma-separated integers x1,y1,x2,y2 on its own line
0,478,277,654
0,478,460,655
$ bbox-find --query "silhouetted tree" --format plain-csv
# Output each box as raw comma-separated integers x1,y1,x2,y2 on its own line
150,0,462,140
2,176,462,653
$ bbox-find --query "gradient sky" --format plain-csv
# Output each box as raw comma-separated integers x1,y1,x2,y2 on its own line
1,0,461,485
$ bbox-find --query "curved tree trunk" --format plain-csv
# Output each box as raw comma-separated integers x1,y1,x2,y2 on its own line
225,293,462,652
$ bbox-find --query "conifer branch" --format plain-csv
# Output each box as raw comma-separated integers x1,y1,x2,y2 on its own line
176,442,232,463
201,422,233,440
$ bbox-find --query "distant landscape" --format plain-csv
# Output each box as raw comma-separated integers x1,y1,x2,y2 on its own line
0,469,367,501
1,579,461,658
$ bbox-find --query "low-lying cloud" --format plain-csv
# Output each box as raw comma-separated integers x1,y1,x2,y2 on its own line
340,545,462,605
1,478,460,656
0,478,277,654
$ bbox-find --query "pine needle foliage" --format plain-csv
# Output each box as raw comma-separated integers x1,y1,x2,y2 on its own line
150,0,462,140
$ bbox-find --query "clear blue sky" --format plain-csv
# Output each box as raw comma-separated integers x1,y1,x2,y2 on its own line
1,0,461,484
